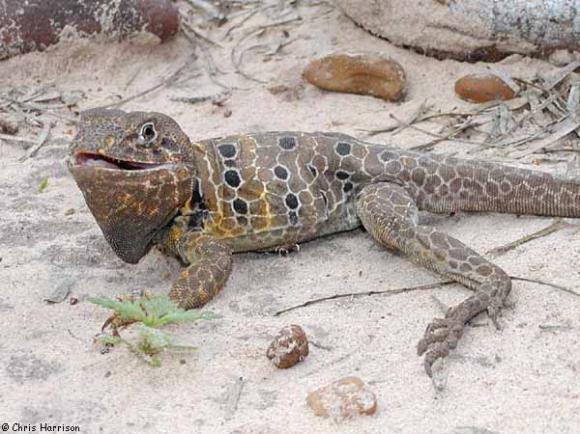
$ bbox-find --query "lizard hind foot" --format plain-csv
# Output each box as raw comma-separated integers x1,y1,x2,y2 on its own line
417,284,510,377
417,317,464,377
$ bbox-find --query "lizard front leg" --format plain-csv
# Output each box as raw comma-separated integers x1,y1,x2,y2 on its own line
356,183,512,377
167,231,233,309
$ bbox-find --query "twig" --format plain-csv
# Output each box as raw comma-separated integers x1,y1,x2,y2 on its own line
391,101,431,136
224,376,244,420
510,276,579,297
542,147,580,153
274,281,455,316
92,60,194,110
230,17,301,83
509,116,580,158
386,114,488,149
274,274,578,316
224,8,260,39
180,14,223,48
486,220,570,257
18,122,52,161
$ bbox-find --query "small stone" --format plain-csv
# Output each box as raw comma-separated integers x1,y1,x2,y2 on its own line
69,297,78,305
266,324,309,369
455,73,516,103
307,376,377,420
64,208,75,216
303,54,406,102
0,116,19,135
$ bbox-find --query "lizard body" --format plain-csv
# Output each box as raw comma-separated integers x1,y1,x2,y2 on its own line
68,109,580,376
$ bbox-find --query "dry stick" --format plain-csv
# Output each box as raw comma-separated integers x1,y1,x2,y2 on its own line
509,116,580,159
92,61,194,110
511,276,579,296
180,14,224,48
486,219,571,257
543,147,580,153
274,274,579,316
390,101,431,136
224,8,260,39
385,114,488,149
274,282,455,316
230,16,301,83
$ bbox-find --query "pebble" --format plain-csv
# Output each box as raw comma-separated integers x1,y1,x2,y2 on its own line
266,324,309,369
303,54,406,102
307,376,377,420
455,73,516,103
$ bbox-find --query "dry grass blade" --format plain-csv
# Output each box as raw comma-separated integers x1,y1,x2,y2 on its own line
92,60,195,110
509,116,580,158
0,133,36,144
18,122,52,161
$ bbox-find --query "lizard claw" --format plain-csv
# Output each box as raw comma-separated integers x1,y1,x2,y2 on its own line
486,299,504,330
417,317,464,377
100,289,152,334
101,313,136,335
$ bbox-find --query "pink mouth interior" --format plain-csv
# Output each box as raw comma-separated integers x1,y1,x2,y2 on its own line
74,152,167,170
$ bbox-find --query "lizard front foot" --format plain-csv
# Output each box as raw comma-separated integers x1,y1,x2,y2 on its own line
100,289,153,334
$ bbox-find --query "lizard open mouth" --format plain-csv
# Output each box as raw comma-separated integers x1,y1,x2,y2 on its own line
72,151,172,171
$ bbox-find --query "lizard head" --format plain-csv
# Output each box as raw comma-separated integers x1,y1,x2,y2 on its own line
68,109,194,264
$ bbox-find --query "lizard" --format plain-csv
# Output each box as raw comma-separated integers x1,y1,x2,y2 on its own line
68,108,580,377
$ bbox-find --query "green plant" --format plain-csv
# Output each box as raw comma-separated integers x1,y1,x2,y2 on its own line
89,294,218,327
89,294,219,366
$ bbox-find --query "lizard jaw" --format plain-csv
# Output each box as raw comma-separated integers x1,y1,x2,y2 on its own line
70,151,176,171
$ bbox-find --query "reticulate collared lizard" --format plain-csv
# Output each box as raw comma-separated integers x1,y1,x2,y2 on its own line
68,108,580,376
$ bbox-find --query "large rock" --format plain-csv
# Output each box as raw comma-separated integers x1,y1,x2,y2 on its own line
0,0,179,60
307,376,377,421
336,0,580,60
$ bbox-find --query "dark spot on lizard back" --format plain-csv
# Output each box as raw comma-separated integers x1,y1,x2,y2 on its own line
336,170,350,180
380,151,398,162
336,141,351,156
232,198,248,214
274,165,289,180
224,170,241,188
278,136,297,150
288,211,299,225
285,193,299,209
218,144,237,158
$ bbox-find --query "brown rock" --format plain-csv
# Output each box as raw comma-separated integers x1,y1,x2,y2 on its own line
266,324,309,369
303,54,406,102
307,376,377,420
455,73,516,103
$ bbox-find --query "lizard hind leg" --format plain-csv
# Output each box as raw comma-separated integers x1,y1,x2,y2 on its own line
355,182,512,377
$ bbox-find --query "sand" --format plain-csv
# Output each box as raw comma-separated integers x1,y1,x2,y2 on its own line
0,2,579,433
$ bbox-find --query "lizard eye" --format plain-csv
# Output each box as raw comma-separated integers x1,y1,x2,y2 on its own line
138,122,157,146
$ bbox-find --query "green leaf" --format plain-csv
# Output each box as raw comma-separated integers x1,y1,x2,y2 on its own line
95,335,122,346
89,294,219,327
88,296,147,322
38,177,49,193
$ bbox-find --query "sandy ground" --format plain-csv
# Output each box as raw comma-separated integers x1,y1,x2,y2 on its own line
1,2,579,433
